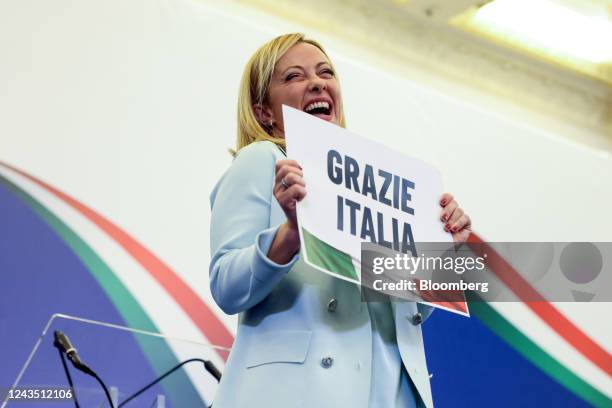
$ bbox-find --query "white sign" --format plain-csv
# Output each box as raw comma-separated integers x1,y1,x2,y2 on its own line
283,105,468,315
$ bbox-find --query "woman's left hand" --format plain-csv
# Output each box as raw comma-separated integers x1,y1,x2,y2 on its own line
439,193,472,244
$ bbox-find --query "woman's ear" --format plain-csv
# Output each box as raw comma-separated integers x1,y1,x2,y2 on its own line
253,103,274,126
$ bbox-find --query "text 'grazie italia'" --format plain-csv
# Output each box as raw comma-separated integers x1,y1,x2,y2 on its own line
327,150,417,256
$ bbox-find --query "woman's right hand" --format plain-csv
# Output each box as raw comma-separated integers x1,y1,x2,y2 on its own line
266,159,306,264
273,159,307,230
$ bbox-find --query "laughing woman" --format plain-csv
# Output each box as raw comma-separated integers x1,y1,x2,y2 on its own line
209,33,471,408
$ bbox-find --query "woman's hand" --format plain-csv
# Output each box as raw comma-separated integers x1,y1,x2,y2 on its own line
439,193,472,244
267,159,306,264
274,159,307,229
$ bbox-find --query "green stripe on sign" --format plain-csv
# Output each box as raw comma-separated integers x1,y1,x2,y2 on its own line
302,227,358,281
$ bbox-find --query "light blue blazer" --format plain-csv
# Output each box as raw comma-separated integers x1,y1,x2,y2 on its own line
209,141,434,408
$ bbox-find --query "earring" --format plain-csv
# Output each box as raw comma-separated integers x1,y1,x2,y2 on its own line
264,121,274,133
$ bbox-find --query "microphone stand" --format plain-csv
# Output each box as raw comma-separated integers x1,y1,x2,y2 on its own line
118,358,221,408
54,330,221,408
57,348,80,408
54,331,115,408
89,371,115,408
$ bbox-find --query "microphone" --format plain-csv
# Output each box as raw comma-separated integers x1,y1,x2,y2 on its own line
204,360,222,382
54,330,95,376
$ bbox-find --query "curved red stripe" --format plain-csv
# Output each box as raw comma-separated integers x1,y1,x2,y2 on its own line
467,233,612,376
0,162,233,360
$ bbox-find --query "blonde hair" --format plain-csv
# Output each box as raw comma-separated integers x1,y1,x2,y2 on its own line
235,33,346,154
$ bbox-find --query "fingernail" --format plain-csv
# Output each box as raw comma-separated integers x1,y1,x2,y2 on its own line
445,223,450,231
442,214,447,221
440,199,446,206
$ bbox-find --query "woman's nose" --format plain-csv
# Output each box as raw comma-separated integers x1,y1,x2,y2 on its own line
308,78,326,92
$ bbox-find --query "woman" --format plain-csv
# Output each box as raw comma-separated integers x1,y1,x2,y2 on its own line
209,33,471,408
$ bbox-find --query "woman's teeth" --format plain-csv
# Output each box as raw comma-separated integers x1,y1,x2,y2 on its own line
304,101,330,113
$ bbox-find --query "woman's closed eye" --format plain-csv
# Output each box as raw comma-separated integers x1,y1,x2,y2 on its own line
319,68,334,78
284,72,301,81
284,69,333,82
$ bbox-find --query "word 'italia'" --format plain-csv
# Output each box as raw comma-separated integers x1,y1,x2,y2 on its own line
327,149,417,256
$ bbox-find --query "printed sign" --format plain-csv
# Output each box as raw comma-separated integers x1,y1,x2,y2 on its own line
283,105,468,315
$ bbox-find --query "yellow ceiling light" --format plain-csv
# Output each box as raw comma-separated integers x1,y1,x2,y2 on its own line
451,0,612,85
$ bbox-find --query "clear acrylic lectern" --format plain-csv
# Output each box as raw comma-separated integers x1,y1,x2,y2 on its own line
2,314,228,408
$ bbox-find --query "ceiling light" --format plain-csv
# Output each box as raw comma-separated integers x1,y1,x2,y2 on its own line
451,0,612,84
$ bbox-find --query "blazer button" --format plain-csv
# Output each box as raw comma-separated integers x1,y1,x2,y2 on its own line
411,312,423,325
321,356,334,368
327,297,338,312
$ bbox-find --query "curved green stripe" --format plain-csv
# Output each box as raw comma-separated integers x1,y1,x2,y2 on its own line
468,295,611,408
0,175,206,406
